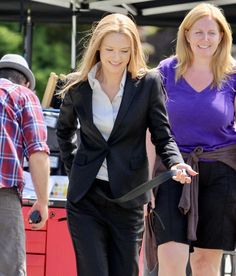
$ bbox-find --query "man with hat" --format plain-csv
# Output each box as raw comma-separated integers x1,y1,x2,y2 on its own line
0,54,50,275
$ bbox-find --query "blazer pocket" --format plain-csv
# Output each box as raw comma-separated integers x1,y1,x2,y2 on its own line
74,153,87,166
130,157,145,170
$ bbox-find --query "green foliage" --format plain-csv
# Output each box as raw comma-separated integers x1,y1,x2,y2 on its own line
32,24,71,99
0,24,23,56
0,22,72,100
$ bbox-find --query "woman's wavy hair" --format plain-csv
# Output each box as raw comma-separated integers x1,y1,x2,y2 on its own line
59,13,148,95
175,2,235,88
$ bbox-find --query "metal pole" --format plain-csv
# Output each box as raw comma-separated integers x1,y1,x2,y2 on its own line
23,8,33,67
71,0,77,71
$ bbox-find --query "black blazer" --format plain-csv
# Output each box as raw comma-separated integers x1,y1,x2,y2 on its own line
56,71,184,208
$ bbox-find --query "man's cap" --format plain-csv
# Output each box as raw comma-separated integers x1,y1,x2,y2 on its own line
0,54,35,90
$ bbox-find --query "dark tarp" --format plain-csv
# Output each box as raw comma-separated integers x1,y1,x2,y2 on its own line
1,0,236,27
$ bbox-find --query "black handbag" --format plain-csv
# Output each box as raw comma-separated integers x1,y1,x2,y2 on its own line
142,202,158,276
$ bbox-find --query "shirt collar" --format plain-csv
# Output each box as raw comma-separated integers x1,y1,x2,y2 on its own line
0,78,14,86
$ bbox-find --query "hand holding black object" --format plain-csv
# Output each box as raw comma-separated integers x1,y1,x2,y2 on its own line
29,210,42,224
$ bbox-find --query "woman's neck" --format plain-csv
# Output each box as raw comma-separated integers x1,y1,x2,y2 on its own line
96,69,123,87
184,58,213,93
190,57,211,73
96,68,124,102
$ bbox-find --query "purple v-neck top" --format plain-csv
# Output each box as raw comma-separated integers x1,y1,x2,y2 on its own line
158,56,236,153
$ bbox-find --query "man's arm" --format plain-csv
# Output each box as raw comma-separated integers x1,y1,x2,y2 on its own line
28,151,50,230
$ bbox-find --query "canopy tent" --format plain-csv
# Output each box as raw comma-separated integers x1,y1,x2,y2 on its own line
1,0,236,26
1,0,236,68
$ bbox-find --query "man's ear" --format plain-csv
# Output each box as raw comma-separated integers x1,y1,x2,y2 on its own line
25,81,30,88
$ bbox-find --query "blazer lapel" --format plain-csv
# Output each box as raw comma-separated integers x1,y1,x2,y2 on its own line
80,82,107,144
109,74,138,140
81,82,93,123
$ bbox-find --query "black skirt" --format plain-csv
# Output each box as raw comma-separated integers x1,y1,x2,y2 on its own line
153,161,236,251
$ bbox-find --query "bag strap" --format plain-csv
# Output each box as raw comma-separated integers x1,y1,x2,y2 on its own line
96,170,176,203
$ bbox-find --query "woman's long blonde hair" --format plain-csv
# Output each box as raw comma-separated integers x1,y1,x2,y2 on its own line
60,13,148,95
175,3,235,88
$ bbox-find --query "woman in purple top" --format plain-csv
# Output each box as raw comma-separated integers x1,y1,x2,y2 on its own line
152,3,236,276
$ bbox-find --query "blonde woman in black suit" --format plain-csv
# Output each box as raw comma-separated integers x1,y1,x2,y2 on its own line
56,13,196,276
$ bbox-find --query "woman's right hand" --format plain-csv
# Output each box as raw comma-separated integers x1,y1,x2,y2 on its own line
170,163,198,184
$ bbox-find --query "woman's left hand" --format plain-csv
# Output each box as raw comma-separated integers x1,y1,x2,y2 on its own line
170,163,198,184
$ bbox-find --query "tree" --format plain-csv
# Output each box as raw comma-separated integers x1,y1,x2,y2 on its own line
32,23,71,99
0,22,72,100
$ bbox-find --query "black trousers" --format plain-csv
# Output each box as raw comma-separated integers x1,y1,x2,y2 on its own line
66,179,144,276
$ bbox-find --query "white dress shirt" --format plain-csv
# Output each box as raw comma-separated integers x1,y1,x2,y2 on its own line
88,62,127,181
